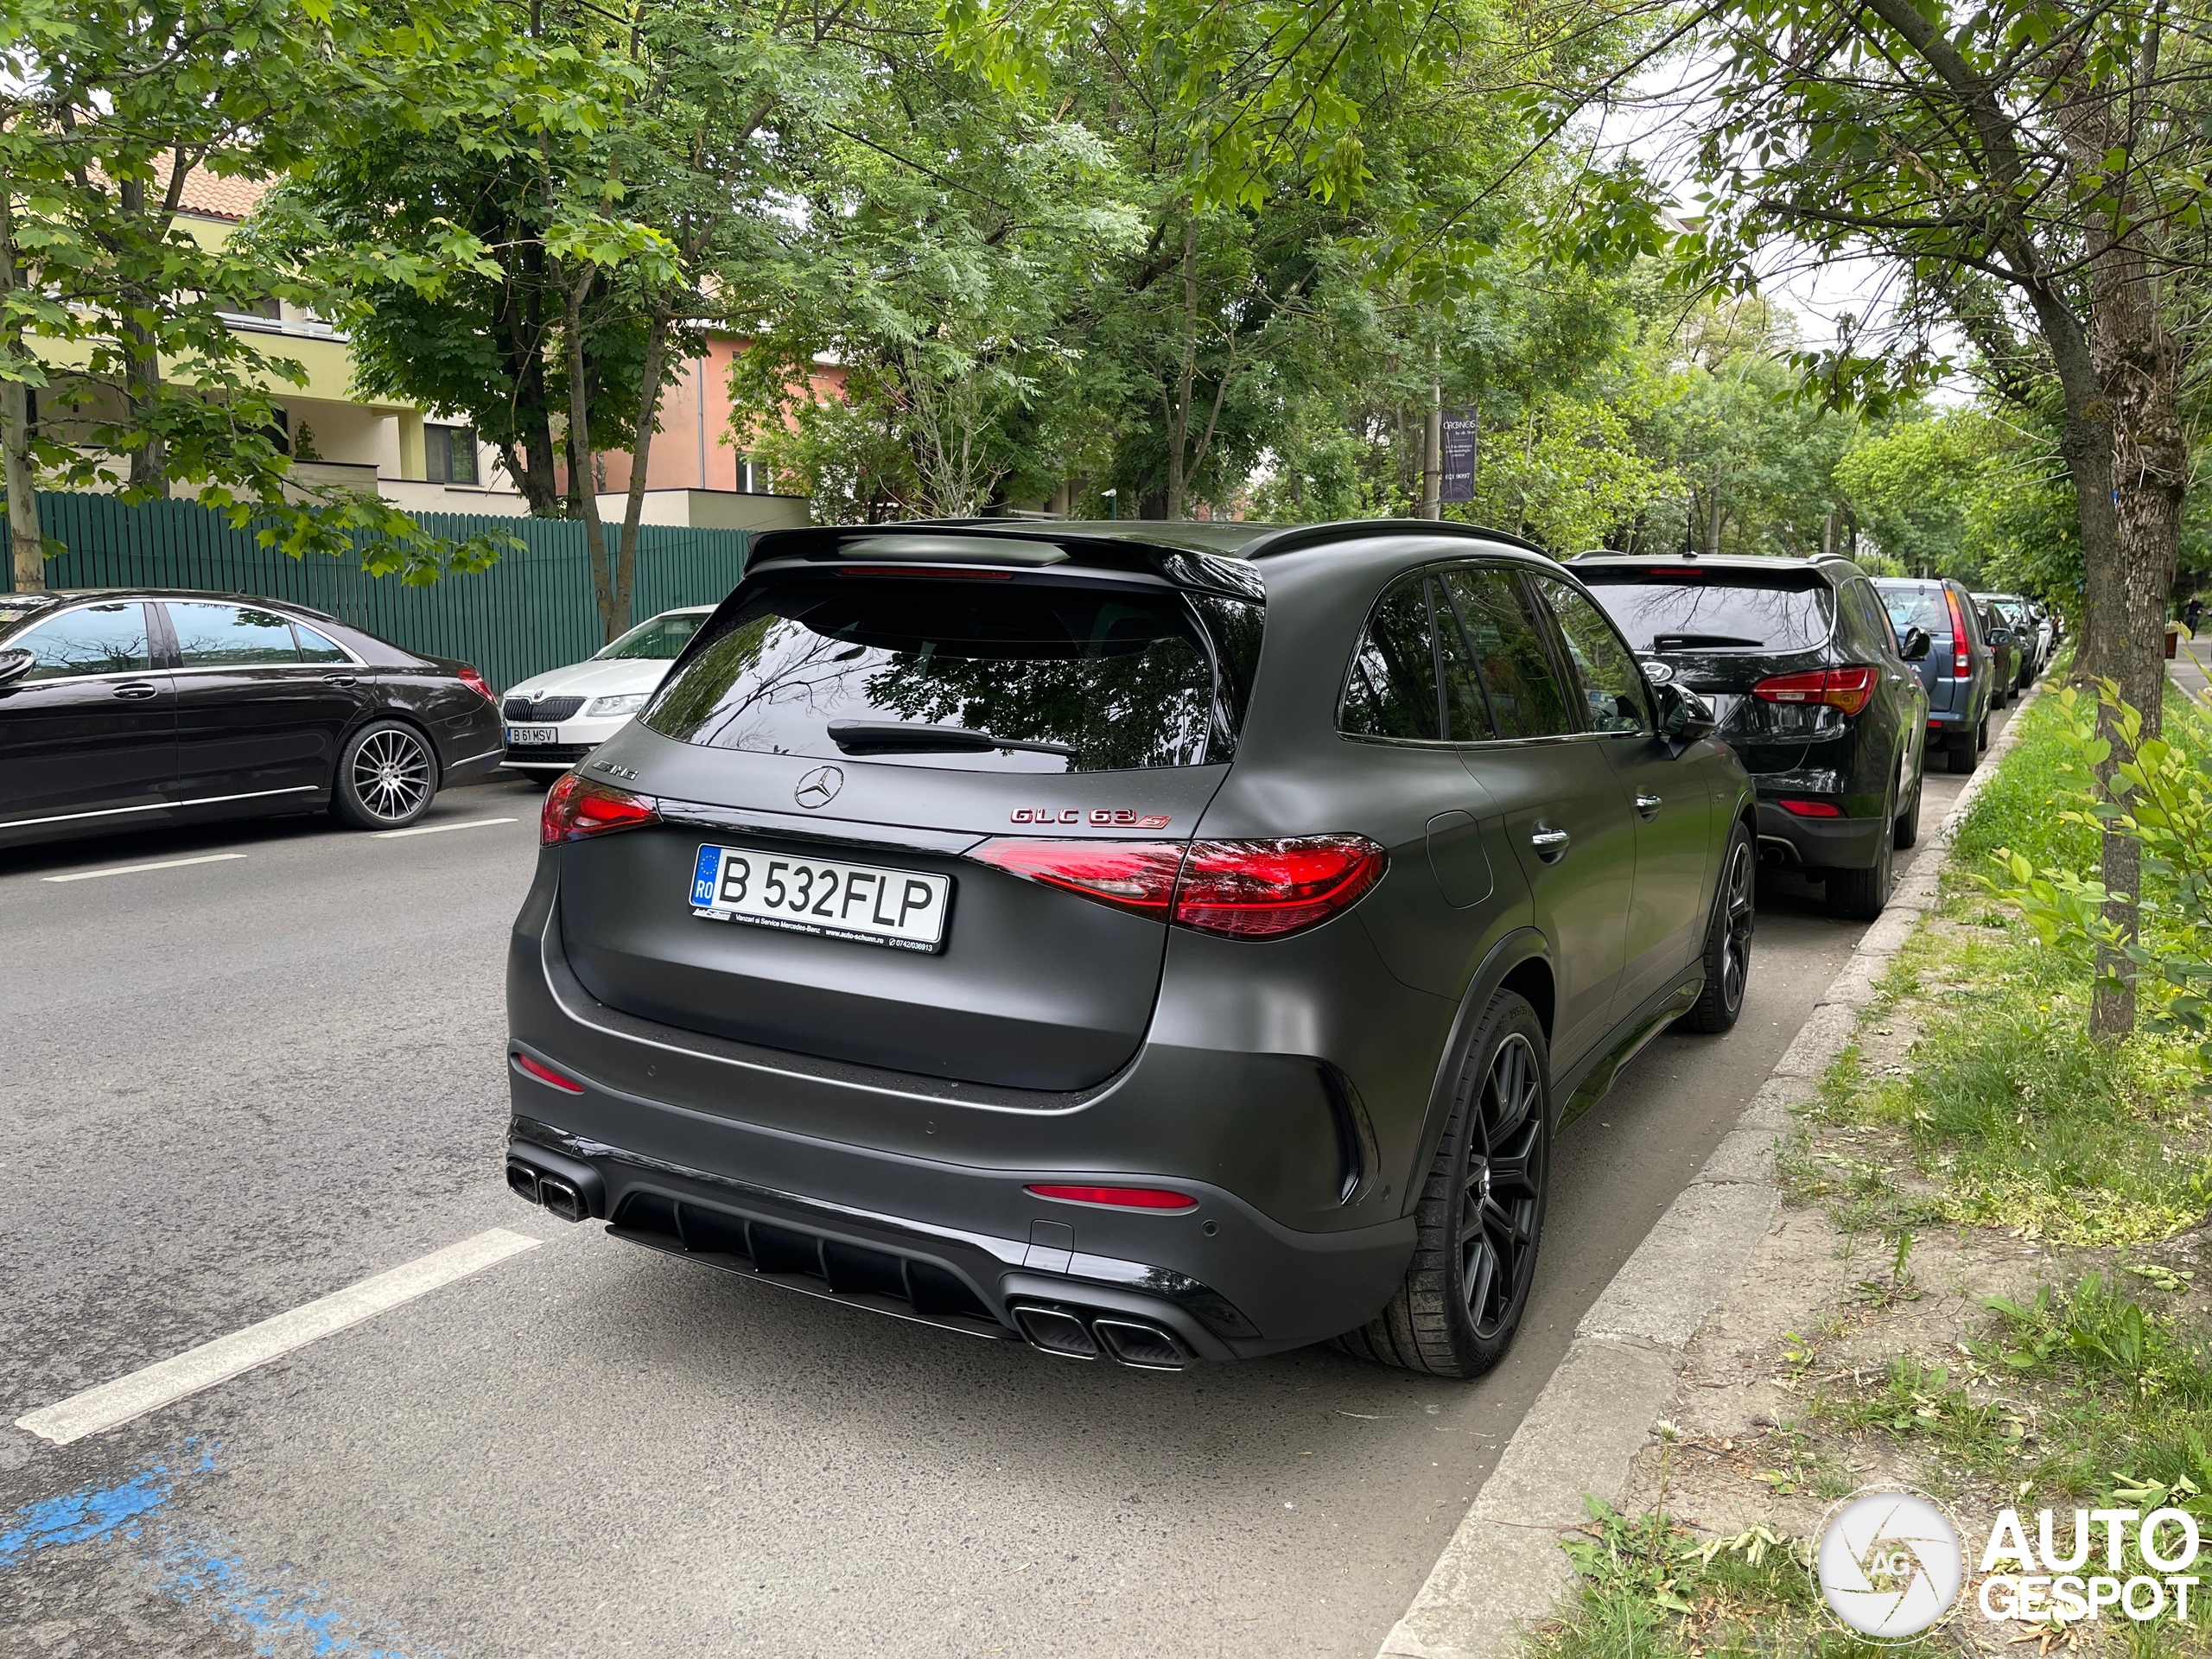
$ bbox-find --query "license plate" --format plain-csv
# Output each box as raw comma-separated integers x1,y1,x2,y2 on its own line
506,726,559,744
689,845,951,953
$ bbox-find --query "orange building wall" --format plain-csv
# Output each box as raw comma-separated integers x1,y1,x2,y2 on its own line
594,338,845,494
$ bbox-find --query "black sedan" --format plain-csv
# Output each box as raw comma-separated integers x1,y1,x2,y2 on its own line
1576,552,1930,920
0,588,505,850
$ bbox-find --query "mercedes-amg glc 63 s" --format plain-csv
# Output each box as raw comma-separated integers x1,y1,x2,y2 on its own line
504,520,1758,1377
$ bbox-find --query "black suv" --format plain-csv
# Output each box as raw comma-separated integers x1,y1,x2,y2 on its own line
503,520,1757,1379
1575,554,1930,920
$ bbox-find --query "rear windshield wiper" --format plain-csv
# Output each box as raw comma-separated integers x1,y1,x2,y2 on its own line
1650,632,1765,651
826,720,1077,759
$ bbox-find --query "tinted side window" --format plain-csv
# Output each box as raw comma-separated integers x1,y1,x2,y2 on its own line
16,602,153,680
1433,577,1497,741
293,623,350,664
1533,577,1652,734
1842,582,1898,658
166,602,302,667
1341,573,1441,741
1438,569,1574,740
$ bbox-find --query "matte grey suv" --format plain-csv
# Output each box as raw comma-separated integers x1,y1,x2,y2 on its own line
503,521,1758,1378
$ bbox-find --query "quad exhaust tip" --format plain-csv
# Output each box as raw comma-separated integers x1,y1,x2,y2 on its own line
1011,1302,1190,1370
505,1159,588,1224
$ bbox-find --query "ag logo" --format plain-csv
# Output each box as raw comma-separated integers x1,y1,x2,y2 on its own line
1813,1486,1964,1641
793,765,844,810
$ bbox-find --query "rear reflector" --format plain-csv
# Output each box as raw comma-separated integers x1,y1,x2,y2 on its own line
1026,1184,1198,1211
967,834,1387,939
1752,665,1875,716
1777,798,1845,817
542,772,660,844
512,1052,585,1093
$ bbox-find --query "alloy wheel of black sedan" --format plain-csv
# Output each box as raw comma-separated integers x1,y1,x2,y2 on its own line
334,721,437,830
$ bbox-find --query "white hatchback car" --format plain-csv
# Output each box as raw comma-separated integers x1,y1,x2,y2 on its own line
500,606,715,777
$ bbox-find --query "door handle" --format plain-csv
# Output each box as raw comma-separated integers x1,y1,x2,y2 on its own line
321,673,358,687
1529,823,1571,861
111,680,160,701
1635,791,1662,818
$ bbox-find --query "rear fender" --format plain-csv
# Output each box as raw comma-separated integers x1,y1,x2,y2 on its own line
1399,926,1552,1217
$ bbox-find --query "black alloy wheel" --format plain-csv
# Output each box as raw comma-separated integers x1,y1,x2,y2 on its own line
1681,820,1755,1033
1338,990,1551,1378
333,720,437,830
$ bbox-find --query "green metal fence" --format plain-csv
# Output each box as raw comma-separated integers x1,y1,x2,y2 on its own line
8,493,750,693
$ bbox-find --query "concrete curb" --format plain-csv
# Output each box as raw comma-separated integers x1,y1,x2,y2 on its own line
1375,683,2047,1659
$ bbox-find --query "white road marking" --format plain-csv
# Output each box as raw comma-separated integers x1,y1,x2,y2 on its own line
374,816,519,840
42,853,248,884
14,1228,545,1445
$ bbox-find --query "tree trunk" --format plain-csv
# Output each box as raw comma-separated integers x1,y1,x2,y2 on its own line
1165,211,1196,521
611,310,676,643
1421,378,1441,520
2053,79,2187,1040
117,177,166,493
563,271,618,642
1,186,42,590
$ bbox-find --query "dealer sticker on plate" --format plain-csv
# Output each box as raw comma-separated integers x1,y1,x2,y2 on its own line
689,844,950,952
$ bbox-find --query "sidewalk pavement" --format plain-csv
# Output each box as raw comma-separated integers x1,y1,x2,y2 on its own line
2172,635,2210,703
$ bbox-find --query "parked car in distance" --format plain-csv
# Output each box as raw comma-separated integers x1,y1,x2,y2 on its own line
0,588,504,850
1575,552,1929,920
1873,577,1995,776
504,519,1758,1380
1978,601,2024,706
1976,593,2043,691
499,606,715,777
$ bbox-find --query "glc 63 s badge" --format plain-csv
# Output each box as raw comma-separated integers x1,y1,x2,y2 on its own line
1010,808,1173,828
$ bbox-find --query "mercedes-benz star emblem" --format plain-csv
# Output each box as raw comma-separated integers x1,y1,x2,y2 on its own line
794,765,844,810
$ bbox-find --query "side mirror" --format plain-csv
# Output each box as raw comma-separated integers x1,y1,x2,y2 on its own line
1899,626,1931,663
0,647,32,687
1656,681,1718,743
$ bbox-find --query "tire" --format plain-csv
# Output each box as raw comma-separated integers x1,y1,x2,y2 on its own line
1337,992,1550,1379
332,720,438,830
1946,732,1979,775
1893,759,1922,849
1679,820,1754,1034
1826,782,1895,921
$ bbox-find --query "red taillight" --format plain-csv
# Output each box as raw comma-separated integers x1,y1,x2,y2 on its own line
512,1051,584,1093
965,838,1185,917
540,772,660,844
1944,588,1971,676
1752,665,1876,716
1173,836,1387,938
1777,798,1844,817
1026,1184,1198,1211
966,833,1388,940
457,664,499,705
969,836,1380,942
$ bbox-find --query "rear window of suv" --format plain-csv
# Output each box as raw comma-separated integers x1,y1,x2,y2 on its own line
644,571,1255,772
1875,582,1947,634
1579,567,1834,653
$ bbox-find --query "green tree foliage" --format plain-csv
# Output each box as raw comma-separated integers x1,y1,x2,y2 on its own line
0,0,512,589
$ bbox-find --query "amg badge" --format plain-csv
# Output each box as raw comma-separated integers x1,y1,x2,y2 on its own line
1010,807,1172,829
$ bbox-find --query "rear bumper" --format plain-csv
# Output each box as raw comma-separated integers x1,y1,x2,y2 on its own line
501,1076,1409,1361
1755,799,1887,871
504,885,1418,1359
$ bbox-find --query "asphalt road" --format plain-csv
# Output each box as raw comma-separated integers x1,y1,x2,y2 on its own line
0,709,2012,1658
